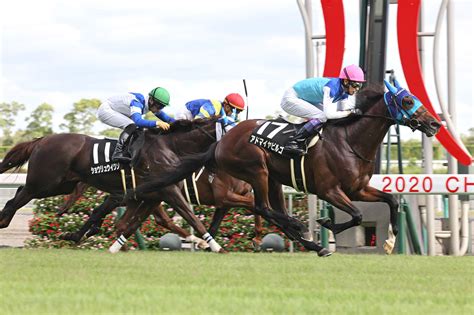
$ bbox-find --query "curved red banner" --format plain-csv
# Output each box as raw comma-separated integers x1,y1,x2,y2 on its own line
321,0,345,77
397,0,472,166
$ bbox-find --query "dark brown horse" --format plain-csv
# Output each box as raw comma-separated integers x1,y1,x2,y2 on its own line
58,167,262,247
132,83,441,257
0,119,227,252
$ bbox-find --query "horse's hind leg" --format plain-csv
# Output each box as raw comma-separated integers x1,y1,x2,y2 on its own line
267,179,330,256
61,195,121,243
0,186,34,228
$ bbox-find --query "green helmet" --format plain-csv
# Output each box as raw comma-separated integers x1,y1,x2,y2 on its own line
149,87,170,106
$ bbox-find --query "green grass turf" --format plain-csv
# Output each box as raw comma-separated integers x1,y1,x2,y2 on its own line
0,249,472,314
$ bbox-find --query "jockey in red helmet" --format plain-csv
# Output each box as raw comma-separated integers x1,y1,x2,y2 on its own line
175,93,245,128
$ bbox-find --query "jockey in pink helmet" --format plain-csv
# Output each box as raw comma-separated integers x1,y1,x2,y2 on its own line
280,64,366,155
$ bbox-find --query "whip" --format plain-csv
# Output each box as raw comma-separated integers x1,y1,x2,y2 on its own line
243,79,249,120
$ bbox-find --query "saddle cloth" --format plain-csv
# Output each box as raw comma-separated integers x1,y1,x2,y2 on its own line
89,139,120,175
248,117,319,157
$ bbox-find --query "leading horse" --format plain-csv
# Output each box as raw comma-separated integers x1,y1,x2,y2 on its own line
132,81,441,257
0,118,226,252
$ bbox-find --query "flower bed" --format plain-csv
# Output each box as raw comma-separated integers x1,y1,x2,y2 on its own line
26,187,310,252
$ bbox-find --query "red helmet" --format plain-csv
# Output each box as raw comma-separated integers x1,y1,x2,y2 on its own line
224,93,245,110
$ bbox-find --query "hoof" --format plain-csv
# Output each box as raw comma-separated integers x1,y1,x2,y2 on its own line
252,238,262,251
383,240,395,255
218,248,228,254
59,233,81,244
316,217,332,228
317,248,332,257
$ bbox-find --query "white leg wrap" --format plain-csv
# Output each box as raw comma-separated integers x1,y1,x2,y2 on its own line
203,233,222,252
383,224,396,255
109,234,127,254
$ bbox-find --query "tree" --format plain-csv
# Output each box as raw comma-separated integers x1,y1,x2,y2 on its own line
0,101,26,145
60,99,101,134
23,103,54,140
99,128,121,138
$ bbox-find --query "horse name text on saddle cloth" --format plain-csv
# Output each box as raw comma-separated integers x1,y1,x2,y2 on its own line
249,120,296,155
90,140,120,175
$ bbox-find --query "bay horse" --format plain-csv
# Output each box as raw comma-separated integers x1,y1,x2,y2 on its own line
58,167,262,247
0,118,226,252
131,81,441,257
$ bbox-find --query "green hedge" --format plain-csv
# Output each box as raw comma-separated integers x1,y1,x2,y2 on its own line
26,187,310,252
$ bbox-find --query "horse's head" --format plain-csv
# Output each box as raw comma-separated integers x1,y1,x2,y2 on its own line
384,79,441,137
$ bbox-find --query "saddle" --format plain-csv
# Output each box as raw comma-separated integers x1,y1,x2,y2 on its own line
248,117,320,158
127,129,146,167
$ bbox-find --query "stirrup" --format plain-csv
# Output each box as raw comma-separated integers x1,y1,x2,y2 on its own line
283,145,306,156
112,154,132,163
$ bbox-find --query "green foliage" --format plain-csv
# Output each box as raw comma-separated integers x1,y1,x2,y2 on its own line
0,101,26,145
26,188,311,252
60,99,100,133
21,103,55,140
99,128,121,138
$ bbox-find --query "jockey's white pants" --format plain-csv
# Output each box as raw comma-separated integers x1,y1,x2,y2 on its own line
280,88,327,122
174,106,194,120
97,101,134,129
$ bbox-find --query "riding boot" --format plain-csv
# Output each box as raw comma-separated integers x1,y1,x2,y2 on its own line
284,118,323,156
112,124,137,163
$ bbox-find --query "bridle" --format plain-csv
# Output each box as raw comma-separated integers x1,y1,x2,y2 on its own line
343,88,425,163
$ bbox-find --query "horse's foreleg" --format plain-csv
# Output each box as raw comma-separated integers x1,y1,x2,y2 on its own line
253,214,263,248
208,207,228,237
151,203,208,250
162,185,225,253
352,186,399,254
320,187,362,235
109,200,153,253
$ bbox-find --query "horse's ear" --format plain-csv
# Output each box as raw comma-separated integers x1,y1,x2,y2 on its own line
393,79,402,89
384,80,397,94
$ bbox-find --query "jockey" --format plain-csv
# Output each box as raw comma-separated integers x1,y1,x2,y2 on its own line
280,64,365,155
97,87,176,162
174,93,245,128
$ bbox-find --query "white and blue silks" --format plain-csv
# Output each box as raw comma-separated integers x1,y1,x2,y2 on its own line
280,77,356,122
175,99,237,128
97,92,175,129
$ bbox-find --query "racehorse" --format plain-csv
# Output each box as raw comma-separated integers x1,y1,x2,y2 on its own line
131,81,441,257
0,118,227,252
58,167,263,247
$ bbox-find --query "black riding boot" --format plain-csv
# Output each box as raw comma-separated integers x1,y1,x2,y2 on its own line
284,119,322,156
112,124,137,163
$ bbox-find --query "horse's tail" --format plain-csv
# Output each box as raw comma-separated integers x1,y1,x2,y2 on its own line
0,138,43,174
137,142,217,195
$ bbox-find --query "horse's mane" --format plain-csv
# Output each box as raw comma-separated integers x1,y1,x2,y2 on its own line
327,84,385,127
146,117,219,135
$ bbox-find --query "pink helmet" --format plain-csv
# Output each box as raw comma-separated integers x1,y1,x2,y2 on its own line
339,64,366,82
